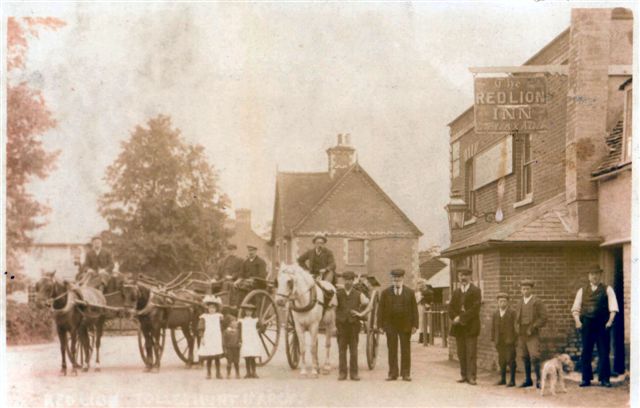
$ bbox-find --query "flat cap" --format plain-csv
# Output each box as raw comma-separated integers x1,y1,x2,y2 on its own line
588,266,604,274
390,268,405,277
520,279,535,287
247,245,257,250
342,271,356,280
457,266,472,275
496,292,509,300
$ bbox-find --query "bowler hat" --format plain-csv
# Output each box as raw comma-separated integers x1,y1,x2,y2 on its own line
588,266,604,274
496,292,509,300
247,245,257,251
342,271,356,280
390,269,405,277
312,233,327,244
520,279,534,287
457,267,472,275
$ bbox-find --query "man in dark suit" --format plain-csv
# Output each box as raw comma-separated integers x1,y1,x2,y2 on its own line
297,233,336,284
217,244,244,281
233,245,267,306
79,236,114,290
377,268,418,381
514,279,547,388
335,271,369,381
448,266,482,385
491,292,517,387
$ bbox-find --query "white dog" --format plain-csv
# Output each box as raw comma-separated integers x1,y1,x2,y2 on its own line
540,353,575,396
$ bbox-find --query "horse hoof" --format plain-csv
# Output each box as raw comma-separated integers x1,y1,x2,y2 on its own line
94,367,101,372
60,370,67,376
71,370,78,377
300,371,307,377
82,367,89,373
143,367,151,373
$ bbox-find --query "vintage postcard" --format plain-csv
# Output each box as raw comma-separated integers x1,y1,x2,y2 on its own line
1,1,637,407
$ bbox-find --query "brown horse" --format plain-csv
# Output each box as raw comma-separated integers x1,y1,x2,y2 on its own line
35,271,82,376
122,282,202,372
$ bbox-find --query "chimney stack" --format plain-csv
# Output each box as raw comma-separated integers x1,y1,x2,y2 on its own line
327,133,356,178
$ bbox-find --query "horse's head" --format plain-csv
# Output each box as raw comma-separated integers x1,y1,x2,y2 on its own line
34,270,61,307
121,280,141,309
275,264,298,307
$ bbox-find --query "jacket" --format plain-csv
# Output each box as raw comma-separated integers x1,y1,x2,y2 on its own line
514,295,547,336
491,308,517,345
448,284,482,338
377,285,418,333
297,247,336,277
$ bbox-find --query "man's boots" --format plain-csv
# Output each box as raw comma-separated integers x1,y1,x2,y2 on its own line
519,358,533,387
495,366,506,385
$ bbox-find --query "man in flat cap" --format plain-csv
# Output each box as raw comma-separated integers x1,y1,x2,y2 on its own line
491,292,517,387
448,266,482,385
335,271,369,381
571,267,618,388
297,233,336,284
377,268,418,381
231,245,267,306
514,279,547,388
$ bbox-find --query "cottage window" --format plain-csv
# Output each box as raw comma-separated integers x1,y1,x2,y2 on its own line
622,85,633,163
464,159,476,221
516,133,533,202
451,141,460,179
346,239,366,265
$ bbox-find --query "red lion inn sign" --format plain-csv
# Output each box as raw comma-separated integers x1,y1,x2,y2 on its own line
474,76,547,133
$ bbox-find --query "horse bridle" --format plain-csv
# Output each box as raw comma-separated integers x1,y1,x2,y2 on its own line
276,273,318,313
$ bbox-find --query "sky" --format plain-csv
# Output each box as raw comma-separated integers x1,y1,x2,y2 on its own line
5,0,633,249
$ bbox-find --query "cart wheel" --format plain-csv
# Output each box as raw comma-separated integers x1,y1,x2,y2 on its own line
241,289,281,366
285,310,300,369
171,327,201,365
137,325,166,366
366,291,379,370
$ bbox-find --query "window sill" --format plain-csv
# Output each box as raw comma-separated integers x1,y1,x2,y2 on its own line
346,263,366,267
463,217,477,227
513,195,534,209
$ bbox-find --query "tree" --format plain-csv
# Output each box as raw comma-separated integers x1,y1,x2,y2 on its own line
99,115,230,280
6,17,65,283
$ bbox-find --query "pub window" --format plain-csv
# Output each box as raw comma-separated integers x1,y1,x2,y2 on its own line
516,134,533,202
622,85,633,163
464,159,476,221
453,254,484,294
346,239,366,265
451,141,460,179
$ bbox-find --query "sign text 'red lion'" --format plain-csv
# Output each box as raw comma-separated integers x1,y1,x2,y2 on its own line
474,76,547,133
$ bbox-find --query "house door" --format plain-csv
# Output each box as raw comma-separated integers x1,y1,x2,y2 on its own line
611,247,625,374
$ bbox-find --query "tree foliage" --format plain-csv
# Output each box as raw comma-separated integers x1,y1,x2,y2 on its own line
6,17,65,279
99,115,230,279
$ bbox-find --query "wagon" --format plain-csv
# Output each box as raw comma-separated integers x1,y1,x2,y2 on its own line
134,274,282,367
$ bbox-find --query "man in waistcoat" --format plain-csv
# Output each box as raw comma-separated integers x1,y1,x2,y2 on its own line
335,271,369,381
377,268,418,381
571,267,618,387
491,292,517,387
448,266,482,385
297,233,336,284
514,279,547,388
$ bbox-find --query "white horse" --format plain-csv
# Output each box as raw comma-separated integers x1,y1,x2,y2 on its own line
276,264,337,377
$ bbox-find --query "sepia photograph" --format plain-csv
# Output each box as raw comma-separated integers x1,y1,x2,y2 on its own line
1,1,637,407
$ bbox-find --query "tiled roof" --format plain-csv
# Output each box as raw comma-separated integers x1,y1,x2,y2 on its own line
592,118,626,177
442,193,601,256
275,171,336,235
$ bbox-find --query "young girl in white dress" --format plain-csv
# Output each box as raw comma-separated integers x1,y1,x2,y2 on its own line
239,304,261,378
199,295,224,379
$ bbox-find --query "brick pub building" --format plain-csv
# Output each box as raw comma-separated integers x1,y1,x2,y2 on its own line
270,134,422,286
441,8,633,372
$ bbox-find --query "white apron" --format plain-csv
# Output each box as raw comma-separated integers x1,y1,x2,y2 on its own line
199,313,224,357
240,317,261,358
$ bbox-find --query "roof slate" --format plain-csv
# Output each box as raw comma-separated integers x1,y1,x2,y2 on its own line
592,119,627,177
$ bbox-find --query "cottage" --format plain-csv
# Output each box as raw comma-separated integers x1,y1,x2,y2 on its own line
442,8,632,372
270,134,422,286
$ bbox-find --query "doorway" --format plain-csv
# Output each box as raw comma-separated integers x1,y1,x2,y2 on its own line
611,247,625,374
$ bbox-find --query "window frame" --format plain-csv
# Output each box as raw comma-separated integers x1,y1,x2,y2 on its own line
622,85,633,163
345,238,366,266
464,158,476,222
516,133,534,204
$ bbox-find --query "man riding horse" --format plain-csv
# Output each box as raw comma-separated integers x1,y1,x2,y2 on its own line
297,233,336,284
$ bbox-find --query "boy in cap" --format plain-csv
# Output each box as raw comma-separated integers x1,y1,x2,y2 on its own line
297,233,336,284
377,268,418,381
448,266,482,385
335,271,369,381
491,292,517,386
514,279,547,388
571,267,618,387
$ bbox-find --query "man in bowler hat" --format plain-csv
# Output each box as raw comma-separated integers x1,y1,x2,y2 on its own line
571,267,618,387
491,292,517,387
335,271,369,381
514,279,547,388
377,268,418,381
448,266,482,385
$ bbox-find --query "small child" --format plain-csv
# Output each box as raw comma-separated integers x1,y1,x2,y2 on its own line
239,304,261,378
223,315,241,379
491,292,517,387
199,295,225,379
